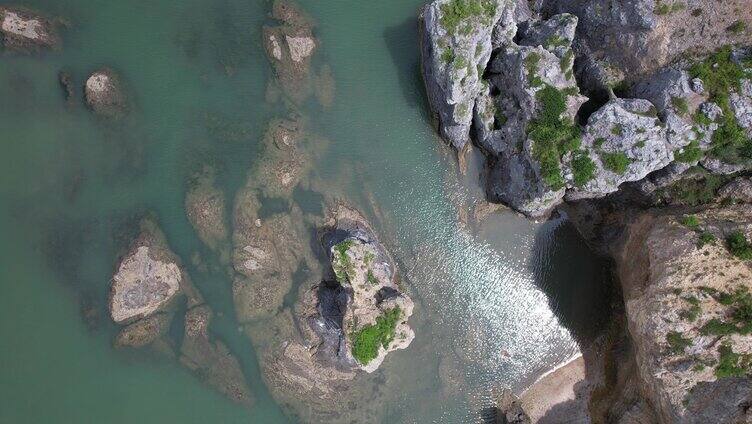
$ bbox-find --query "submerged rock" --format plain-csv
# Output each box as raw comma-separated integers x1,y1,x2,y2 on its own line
84,68,128,118
0,7,60,52
115,313,172,348
262,0,317,104
185,166,228,252
179,305,254,408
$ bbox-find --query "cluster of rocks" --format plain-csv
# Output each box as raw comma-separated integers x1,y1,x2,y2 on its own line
421,0,752,218
109,218,253,407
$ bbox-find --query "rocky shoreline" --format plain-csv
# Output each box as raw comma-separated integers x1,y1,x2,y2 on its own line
420,0,752,422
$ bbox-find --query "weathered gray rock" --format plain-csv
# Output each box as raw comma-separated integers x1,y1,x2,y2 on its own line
84,68,128,118
731,79,752,137
567,99,673,199
263,0,317,104
0,7,60,52
109,220,201,323
477,13,584,217
718,177,752,203
420,0,507,149
179,305,254,408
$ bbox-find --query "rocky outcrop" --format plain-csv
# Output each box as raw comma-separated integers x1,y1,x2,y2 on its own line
317,204,415,373
84,68,128,118
612,201,752,423
185,166,228,253
420,0,508,149
0,7,60,52
263,0,318,104
109,219,200,323
243,204,413,423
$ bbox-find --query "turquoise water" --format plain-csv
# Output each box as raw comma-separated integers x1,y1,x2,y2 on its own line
0,1,609,422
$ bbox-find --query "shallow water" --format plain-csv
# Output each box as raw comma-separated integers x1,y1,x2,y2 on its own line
0,1,610,422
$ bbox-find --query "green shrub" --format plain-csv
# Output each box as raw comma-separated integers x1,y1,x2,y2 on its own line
698,232,716,247
560,49,574,71
611,124,623,136
666,331,691,354
727,20,746,34
700,318,738,336
441,47,454,64
525,52,543,87
528,85,582,190
674,140,703,163
366,270,379,285
680,215,700,229
601,152,631,174
332,240,355,283
689,47,752,163
571,151,596,187
654,3,671,15
350,307,402,365
671,96,689,116
439,0,497,35
716,344,748,378
727,231,752,260
594,137,606,149
657,172,726,206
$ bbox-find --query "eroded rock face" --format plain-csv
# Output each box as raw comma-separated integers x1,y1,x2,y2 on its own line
420,0,509,149
0,7,60,52
109,222,188,324
84,68,128,118
615,203,752,423
544,0,752,85
262,0,317,104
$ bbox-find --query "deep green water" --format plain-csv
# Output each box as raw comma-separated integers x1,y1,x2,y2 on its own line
0,1,610,423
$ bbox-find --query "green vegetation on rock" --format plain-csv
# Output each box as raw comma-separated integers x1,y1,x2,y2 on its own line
716,344,750,378
601,151,631,174
528,85,581,190
525,52,544,87
726,20,746,35
680,215,700,229
689,47,752,164
332,239,355,283
727,231,752,260
671,96,689,116
674,140,703,163
350,307,402,365
698,232,716,247
571,151,596,187
656,171,727,206
439,0,497,35
666,331,691,354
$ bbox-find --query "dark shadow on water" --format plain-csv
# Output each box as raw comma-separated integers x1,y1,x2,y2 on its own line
293,186,325,216
530,216,613,347
383,18,431,121
258,194,291,219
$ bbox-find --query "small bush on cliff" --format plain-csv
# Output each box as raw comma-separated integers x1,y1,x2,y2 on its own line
689,47,752,164
332,239,355,283
439,0,497,35
350,307,401,365
674,140,703,163
680,215,700,229
727,231,752,260
671,96,689,116
528,85,582,190
601,152,631,174
698,232,716,247
716,344,750,378
571,151,596,187
666,331,692,354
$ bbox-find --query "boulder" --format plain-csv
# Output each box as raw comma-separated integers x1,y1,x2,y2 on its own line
0,7,60,52
420,0,508,149
84,68,128,118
